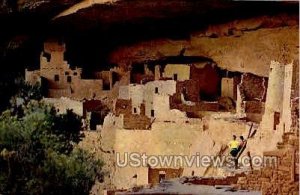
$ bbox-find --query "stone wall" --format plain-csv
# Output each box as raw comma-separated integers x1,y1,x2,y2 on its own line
190,64,220,101
263,61,285,114
115,99,151,129
169,96,219,112
42,97,83,116
221,77,235,100
176,79,200,102
244,101,265,114
144,80,177,118
261,61,291,135
277,62,297,134
94,70,112,90
129,84,144,114
72,79,103,99
99,115,248,189
237,133,299,195
25,69,41,85
239,73,268,102
115,99,132,116
163,64,190,81
123,114,151,130
244,101,265,122
148,168,183,185
107,121,204,189
83,99,103,118
48,88,71,98
118,85,130,100
26,41,107,100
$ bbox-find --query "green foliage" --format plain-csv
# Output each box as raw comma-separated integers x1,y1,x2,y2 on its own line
0,101,103,195
43,149,104,195
9,79,43,117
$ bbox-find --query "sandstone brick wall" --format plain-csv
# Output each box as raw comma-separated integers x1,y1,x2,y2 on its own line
140,75,155,84
239,73,268,101
170,97,219,112
25,69,41,85
44,41,65,53
244,101,265,114
115,99,151,129
26,41,109,100
182,173,246,186
237,133,299,195
221,77,235,100
163,64,190,81
243,101,265,123
115,99,132,116
176,79,200,102
43,97,83,116
148,168,183,185
190,64,220,101
123,114,151,130
48,88,71,98
48,79,103,99
73,79,103,99
94,70,112,90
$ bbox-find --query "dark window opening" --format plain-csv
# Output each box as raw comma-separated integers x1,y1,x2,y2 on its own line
130,63,145,83
54,75,59,81
208,33,218,38
274,112,280,130
151,110,155,117
112,72,121,86
73,72,78,76
90,112,102,130
67,76,72,83
133,108,137,113
155,87,158,94
65,71,69,75
43,52,51,62
103,81,110,90
173,74,178,81
159,173,166,183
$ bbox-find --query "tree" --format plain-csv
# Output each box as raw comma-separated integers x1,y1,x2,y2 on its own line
0,101,104,194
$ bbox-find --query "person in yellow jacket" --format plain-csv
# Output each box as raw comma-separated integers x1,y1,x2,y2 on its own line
228,135,239,157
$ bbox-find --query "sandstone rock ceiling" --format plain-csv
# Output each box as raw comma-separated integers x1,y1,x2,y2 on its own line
0,0,298,73
0,0,298,111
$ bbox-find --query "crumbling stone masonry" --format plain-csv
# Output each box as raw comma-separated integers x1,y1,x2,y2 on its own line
25,41,105,100
148,168,183,185
236,72,268,122
237,133,299,195
42,97,83,116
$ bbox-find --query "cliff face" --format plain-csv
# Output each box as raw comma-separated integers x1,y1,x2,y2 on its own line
0,0,298,111
0,0,298,73
109,15,299,76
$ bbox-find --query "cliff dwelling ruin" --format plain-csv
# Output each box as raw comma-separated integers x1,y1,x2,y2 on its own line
0,0,299,195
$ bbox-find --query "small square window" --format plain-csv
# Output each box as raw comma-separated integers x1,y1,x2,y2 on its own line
54,75,59,81
151,110,155,117
73,72,78,76
65,71,69,75
173,74,178,81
